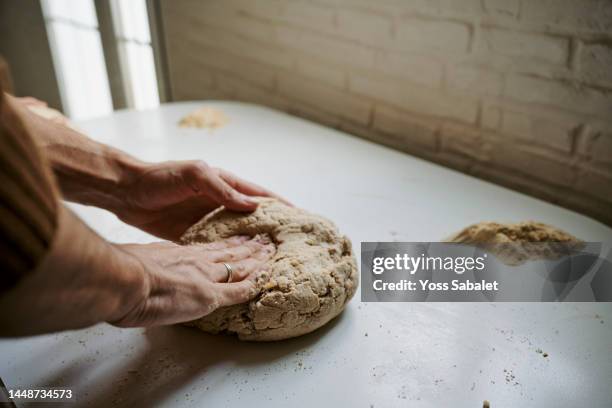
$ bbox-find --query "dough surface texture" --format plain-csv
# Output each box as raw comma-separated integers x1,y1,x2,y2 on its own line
180,199,358,341
445,221,583,265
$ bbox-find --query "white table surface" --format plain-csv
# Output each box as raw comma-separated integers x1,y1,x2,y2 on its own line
1,101,611,407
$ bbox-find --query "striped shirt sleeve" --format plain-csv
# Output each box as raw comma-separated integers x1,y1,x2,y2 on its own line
0,88,59,291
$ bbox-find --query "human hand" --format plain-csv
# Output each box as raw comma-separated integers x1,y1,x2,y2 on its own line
11,95,287,240
112,235,275,327
116,160,290,241
16,96,71,126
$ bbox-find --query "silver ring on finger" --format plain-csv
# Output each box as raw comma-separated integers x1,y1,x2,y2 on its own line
223,263,234,283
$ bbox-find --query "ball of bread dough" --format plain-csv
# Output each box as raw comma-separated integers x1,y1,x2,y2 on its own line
180,199,358,341
445,221,583,265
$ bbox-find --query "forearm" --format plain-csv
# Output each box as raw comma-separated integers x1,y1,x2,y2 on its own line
0,205,148,336
6,94,145,211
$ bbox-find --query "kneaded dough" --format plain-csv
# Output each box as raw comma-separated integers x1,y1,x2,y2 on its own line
445,221,583,265
180,199,358,341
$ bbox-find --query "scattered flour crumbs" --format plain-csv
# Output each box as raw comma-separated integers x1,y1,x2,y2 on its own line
445,221,583,265
445,221,580,408
178,106,229,130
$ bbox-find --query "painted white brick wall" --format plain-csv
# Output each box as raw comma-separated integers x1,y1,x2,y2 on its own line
160,0,612,225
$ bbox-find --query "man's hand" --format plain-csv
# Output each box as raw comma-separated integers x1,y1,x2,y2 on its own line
0,94,283,336
113,235,275,327
16,96,71,127
10,95,290,240
116,161,290,241
0,207,275,336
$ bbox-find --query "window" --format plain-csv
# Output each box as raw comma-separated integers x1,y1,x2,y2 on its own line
110,0,159,110
41,0,159,120
41,0,113,120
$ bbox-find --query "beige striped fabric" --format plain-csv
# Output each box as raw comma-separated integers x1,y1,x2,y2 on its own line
0,86,58,291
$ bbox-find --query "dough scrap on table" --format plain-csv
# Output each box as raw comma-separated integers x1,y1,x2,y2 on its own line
180,198,358,341
445,221,583,266
178,106,229,130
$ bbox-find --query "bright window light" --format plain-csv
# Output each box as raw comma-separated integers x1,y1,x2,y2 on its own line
111,0,160,110
41,0,113,120
41,0,159,118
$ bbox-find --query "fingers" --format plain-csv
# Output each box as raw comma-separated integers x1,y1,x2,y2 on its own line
207,244,274,282
216,178,259,212
119,240,266,324
214,277,259,307
226,257,269,282
182,162,259,212
180,161,292,213
198,235,250,251
218,169,293,207
205,239,273,263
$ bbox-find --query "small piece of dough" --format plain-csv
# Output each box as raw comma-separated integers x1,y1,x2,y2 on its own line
178,106,228,129
180,199,358,341
445,221,583,265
